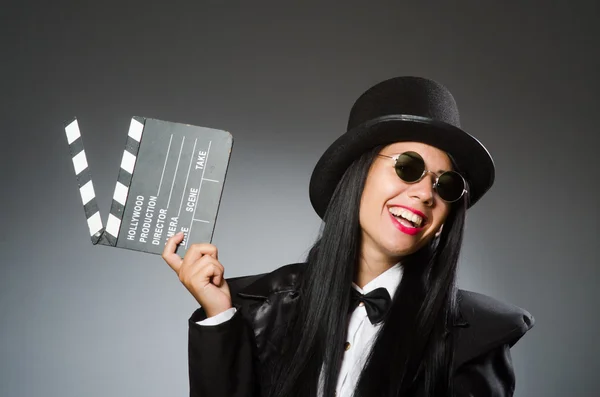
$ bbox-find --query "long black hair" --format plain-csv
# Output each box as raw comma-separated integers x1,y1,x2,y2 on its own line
264,144,468,397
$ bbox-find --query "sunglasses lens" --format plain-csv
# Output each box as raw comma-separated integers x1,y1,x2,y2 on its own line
394,152,425,182
436,172,465,202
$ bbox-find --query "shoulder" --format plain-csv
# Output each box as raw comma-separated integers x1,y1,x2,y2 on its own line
457,289,535,341
226,262,305,301
225,263,305,355
454,289,535,366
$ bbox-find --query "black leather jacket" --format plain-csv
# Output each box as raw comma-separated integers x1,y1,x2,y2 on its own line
187,263,535,397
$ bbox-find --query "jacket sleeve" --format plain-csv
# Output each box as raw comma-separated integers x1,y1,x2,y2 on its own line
453,344,516,397
188,306,260,397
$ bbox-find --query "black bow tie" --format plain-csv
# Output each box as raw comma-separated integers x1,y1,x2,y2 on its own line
349,287,392,325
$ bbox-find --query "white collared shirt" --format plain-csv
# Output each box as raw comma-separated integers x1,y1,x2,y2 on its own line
197,263,403,397
326,262,402,397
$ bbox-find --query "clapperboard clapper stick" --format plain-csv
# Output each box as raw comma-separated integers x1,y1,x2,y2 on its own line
65,117,233,256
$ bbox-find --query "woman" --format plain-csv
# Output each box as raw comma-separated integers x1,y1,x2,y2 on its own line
162,76,535,397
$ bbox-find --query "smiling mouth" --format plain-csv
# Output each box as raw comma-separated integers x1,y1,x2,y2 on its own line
388,207,426,228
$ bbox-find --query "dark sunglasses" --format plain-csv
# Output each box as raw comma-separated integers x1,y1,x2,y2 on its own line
377,151,468,203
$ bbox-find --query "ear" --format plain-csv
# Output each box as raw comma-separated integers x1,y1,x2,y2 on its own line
435,224,444,237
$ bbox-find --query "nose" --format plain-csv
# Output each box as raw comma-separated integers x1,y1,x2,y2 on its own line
407,172,436,206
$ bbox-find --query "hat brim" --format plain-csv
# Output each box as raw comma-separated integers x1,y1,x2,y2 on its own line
309,114,495,219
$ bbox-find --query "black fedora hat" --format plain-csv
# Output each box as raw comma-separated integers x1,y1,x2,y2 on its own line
309,76,495,219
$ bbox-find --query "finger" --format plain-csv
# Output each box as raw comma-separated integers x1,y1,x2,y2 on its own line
186,243,218,260
212,262,225,286
180,243,219,276
201,262,224,287
188,254,224,281
162,232,185,273
188,257,225,286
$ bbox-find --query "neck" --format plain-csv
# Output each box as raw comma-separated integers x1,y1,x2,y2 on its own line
355,244,400,288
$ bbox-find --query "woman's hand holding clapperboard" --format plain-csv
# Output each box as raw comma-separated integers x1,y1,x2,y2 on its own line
162,232,232,317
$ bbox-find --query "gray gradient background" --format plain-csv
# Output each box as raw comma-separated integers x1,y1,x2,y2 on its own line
2,1,598,396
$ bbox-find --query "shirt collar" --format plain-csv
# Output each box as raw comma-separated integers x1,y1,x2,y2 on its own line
352,261,403,298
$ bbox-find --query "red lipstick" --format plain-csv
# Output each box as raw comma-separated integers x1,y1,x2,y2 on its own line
387,206,427,236
388,212,423,235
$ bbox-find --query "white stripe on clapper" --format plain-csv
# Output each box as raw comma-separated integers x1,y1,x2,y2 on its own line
79,180,95,206
120,151,136,175
72,150,88,175
106,213,121,238
113,181,129,206
127,118,144,142
87,211,103,236
65,119,81,144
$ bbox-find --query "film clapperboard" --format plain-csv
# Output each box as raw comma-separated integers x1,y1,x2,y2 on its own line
65,117,233,256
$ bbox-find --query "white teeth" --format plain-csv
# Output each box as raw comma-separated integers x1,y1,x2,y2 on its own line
388,207,424,227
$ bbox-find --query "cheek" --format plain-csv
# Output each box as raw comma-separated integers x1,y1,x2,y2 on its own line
358,192,375,228
361,179,387,218
360,165,412,224
360,184,401,233
364,171,403,204
359,184,383,230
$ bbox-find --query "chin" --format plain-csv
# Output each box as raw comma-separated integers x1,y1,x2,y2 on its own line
381,242,419,258
384,237,431,258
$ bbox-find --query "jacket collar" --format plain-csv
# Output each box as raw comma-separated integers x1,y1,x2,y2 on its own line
237,262,469,328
